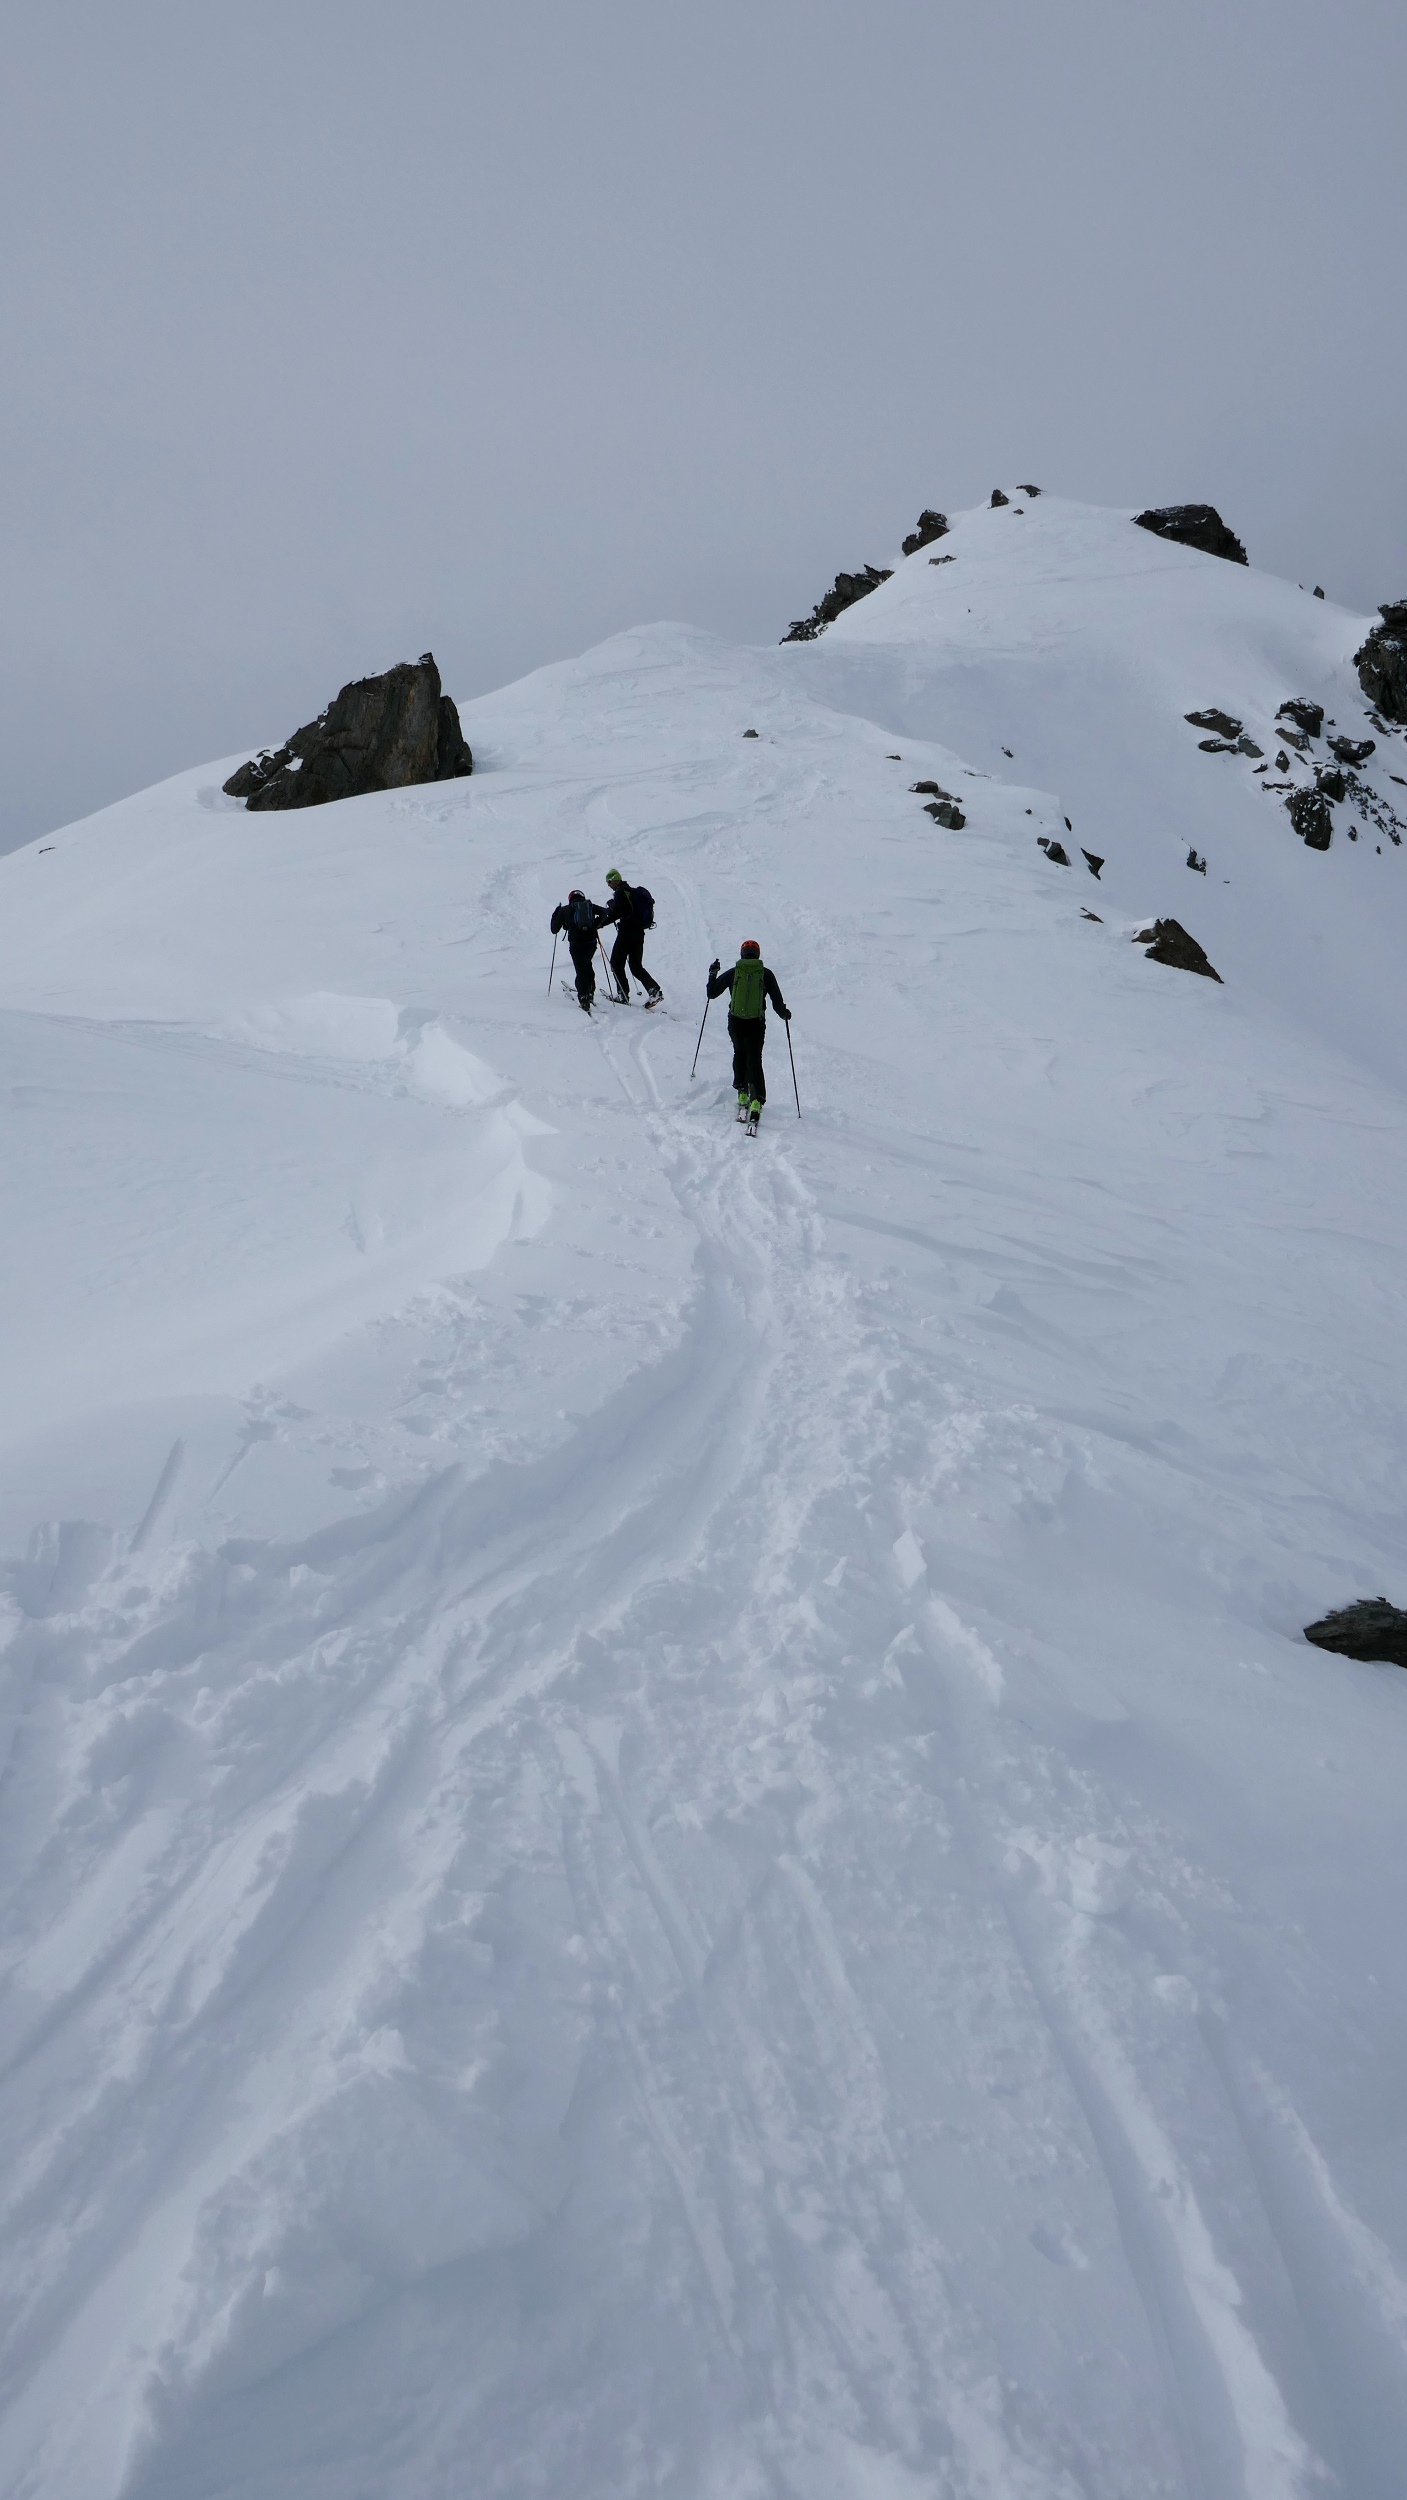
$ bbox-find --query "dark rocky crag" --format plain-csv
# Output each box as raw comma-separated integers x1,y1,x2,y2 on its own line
901,509,949,556
1304,1598,1407,1670
1133,918,1223,980
1134,505,1248,565
1286,787,1333,851
1354,603,1407,723
224,654,472,811
782,564,893,644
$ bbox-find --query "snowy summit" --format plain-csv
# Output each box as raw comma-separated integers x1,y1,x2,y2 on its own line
2,495,1406,2499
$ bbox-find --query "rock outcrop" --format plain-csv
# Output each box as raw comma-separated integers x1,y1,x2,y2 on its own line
1304,1598,1407,1669
1186,708,1242,737
782,565,893,643
990,489,1010,509
1132,919,1222,980
224,654,472,811
1277,699,1324,739
1286,787,1333,850
1134,505,1248,565
1329,735,1375,766
901,509,949,555
1354,604,1407,723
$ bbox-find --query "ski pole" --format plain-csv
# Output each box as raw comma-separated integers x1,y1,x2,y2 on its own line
548,931,558,996
785,1015,801,1117
598,933,616,998
690,992,712,1080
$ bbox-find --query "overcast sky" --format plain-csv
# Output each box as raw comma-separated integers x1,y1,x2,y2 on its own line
3,0,1404,852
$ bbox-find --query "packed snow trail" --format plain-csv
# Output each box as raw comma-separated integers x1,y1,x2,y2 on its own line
2,504,1407,2496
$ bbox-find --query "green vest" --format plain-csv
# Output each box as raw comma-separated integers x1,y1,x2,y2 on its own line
731,957,767,1019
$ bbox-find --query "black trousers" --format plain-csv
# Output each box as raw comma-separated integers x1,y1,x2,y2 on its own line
610,926,659,998
729,1013,766,1105
568,932,597,1002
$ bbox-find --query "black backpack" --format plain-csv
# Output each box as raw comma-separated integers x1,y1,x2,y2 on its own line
629,884,655,928
570,893,597,933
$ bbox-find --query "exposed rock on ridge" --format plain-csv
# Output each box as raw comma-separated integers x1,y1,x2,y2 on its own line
901,510,949,556
1134,504,1248,565
224,654,472,811
1305,1599,1407,1669
782,565,894,644
1355,603,1407,723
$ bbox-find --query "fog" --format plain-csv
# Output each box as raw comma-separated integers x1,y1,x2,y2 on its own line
3,0,1403,852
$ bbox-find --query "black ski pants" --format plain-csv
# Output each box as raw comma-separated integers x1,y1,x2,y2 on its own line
729,1012,767,1106
610,925,660,999
568,932,597,1004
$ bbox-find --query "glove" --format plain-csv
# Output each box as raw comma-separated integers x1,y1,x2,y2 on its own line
709,958,720,977
780,1005,792,1020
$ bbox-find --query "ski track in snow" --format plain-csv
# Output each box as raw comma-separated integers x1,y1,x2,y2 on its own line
1,501,1406,2496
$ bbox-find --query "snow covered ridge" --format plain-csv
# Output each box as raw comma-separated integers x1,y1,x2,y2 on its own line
1,500,1407,2497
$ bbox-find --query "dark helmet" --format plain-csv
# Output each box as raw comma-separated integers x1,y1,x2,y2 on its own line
739,938,761,958
568,888,585,900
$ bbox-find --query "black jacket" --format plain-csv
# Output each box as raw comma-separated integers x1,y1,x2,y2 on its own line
551,897,609,938
707,961,789,1018
604,883,649,932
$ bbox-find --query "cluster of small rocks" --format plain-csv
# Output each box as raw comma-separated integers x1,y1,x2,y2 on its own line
1134,504,1248,564
910,779,965,830
1180,689,1405,855
224,654,472,811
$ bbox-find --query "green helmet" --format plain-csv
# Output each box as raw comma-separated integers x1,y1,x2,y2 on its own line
605,868,623,885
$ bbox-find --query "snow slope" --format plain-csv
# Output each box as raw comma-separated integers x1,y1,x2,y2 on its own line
1,501,1406,2500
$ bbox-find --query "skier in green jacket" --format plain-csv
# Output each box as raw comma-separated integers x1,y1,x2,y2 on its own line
706,940,790,1127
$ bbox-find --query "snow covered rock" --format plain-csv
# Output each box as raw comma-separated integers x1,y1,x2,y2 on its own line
1304,1597,1407,1668
1354,602,1407,721
1278,698,1325,739
223,652,472,810
1134,502,1249,564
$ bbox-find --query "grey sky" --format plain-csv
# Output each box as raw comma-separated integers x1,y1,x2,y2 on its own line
3,0,1404,853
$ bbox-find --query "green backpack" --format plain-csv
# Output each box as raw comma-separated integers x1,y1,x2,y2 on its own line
731,957,767,1019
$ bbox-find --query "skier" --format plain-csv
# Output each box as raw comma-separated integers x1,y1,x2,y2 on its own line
603,869,662,1005
551,889,610,1011
706,940,790,1130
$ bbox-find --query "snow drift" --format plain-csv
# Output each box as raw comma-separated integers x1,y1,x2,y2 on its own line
1,498,1406,2500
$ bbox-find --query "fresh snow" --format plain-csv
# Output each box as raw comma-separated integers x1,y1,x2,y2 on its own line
1,497,1406,2499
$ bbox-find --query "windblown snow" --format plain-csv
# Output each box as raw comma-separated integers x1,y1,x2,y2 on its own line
2,499,1406,2500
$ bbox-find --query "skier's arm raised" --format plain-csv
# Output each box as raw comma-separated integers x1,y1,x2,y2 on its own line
706,959,734,1001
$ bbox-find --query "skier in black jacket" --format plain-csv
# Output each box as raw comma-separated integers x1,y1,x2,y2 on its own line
706,940,790,1125
603,869,662,1004
551,889,609,1011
